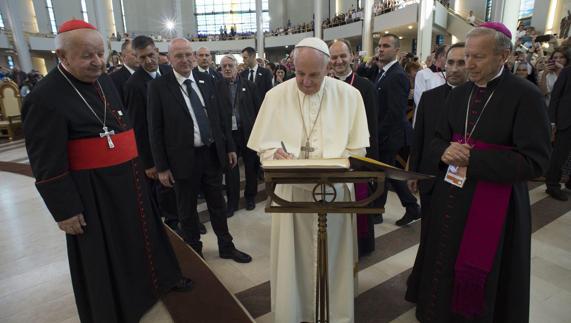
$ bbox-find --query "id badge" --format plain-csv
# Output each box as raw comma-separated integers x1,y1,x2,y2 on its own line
231,115,238,131
444,165,466,188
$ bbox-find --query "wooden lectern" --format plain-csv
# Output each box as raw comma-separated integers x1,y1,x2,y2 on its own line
263,156,430,323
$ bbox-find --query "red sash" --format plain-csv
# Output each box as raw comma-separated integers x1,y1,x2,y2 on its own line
67,129,139,170
450,134,513,318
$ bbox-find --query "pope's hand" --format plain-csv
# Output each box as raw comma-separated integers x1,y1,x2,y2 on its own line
228,152,238,168
274,148,294,160
158,170,175,188
58,214,87,235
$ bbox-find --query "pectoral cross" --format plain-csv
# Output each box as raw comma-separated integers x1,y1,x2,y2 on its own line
300,139,314,159
100,126,115,149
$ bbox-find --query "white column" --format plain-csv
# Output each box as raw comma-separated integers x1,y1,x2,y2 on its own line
256,0,265,57
491,0,521,40
362,0,374,57
1,0,33,72
314,0,323,38
174,0,183,38
93,0,115,54
416,0,434,63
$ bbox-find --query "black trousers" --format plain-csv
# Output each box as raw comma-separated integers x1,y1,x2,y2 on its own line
546,127,571,188
173,145,234,253
226,129,259,210
376,144,419,209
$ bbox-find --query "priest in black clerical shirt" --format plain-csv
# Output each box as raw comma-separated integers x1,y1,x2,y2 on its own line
405,41,468,304
21,20,192,323
407,23,551,323
329,39,379,256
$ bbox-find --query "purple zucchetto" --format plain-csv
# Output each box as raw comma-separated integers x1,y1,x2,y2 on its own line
479,22,512,40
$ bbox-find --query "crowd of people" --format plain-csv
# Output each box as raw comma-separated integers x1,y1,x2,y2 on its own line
0,65,43,96
12,11,571,323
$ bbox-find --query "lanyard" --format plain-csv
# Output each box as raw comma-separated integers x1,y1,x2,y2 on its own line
463,85,496,143
348,73,356,86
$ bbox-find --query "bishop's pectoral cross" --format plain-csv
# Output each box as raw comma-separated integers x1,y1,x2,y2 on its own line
300,139,315,159
100,126,115,149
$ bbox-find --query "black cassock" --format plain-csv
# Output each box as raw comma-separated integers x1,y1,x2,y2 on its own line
22,66,182,323
343,72,379,256
406,71,551,322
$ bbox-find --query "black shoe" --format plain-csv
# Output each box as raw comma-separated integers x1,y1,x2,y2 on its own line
171,277,193,292
565,181,571,190
246,199,256,211
396,206,421,226
373,214,384,224
227,207,235,218
219,248,252,263
546,187,569,201
199,222,207,234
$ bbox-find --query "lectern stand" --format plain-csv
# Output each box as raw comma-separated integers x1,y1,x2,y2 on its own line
263,168,386,323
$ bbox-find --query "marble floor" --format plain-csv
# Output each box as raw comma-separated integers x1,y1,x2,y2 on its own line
1,139,571,322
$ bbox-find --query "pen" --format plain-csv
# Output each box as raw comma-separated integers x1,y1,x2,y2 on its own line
280,141,289,154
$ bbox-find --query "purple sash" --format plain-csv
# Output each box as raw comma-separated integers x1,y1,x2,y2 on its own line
450,134,513,318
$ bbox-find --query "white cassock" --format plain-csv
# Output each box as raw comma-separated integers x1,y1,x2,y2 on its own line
247,77,370,323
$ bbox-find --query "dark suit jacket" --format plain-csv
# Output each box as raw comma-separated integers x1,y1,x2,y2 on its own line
193,66,222,82
147,69,235,179
356,63,381,83
548,66,571,130
214,76,261,142
240,65,273,100
124,64,172,169
410,83,452,193
375,62,412,150
109,66,132,104
346,72,379,160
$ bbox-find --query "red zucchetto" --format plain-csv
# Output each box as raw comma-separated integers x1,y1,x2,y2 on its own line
58,19,97,34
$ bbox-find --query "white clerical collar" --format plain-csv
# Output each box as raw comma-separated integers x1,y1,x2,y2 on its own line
173,69,196,86
335,70,353,81
447,81,458,89
124,65,135,74
383,59,398,72
477,66,504,88
198,66,209,73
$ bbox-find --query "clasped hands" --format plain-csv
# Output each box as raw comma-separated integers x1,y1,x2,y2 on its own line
441,142,472,167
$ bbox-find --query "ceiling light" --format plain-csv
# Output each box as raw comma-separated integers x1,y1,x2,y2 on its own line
408,25,413,29
384,30,389,34
165,20,175,30
398,36,403,39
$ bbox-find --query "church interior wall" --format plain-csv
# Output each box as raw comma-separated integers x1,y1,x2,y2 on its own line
531,0,550,33
31,0,50,34
454,0,487,21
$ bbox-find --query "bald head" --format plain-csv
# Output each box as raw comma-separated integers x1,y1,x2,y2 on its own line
168,38,194,77
55,29,105,83
293,47,329,95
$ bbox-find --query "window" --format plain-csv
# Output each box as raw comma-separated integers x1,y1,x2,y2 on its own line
194,0,270,35
518,0,535,19
0,11,5,29
46,0,57,34
7,56,14,69
120,0,127,32
80,0,89,22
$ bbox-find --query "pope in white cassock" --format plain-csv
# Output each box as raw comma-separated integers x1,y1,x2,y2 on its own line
247,37,370,323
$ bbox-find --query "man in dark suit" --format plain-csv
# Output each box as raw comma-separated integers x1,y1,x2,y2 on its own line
240,46,273,100
545,65,571,201
329,39,379,256
195,46,222,81
405,42,467,298
148,38,251,263
109,39,139,104
124,35,183,233
216,55,261,216
374,33,420,225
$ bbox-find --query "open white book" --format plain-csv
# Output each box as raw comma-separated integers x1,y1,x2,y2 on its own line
261,158,350,169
